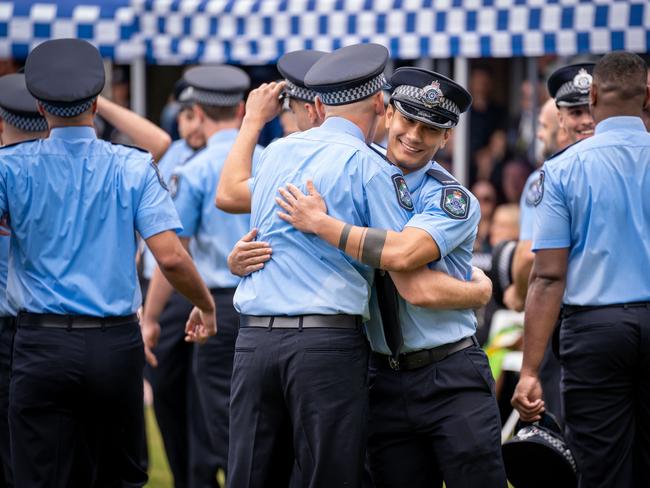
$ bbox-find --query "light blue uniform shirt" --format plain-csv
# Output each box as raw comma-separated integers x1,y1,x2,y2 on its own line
234,117,414,319
533,116,650,305
0,236,15,316
0,126,182,316
142,138,195,280
172,129,260,289
366,162,480,354
519,169,541,241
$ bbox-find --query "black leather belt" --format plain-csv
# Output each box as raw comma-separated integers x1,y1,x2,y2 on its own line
372,336,478,371
240,314,361,329
17,312,138,329
562,301,650,318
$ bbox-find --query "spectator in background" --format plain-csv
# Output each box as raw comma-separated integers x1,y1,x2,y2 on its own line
489,204,520,249
469,66,507,183
500,159,533,203
471,180,498,254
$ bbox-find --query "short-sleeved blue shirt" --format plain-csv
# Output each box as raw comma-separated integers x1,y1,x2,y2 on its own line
142,138,195,280
0,236,14,316
365,162,480,353
0,126,182,316
533,116,650,305
172,129,261,289
234,117,414,319
519,169,541,241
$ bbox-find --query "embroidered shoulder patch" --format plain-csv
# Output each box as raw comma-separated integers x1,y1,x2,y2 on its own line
391,174,414,211
441,187,470,219
533,171,545,206
525,173,544,207
150,161,168,191
169,174,180,199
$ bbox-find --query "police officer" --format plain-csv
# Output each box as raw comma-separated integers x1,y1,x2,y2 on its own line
139,80,207,488
216,49,326,215
2,39,216,488
228,43,417,488
0,72,48,488
143,64,259,487
511,52,650,488
277,67,507,487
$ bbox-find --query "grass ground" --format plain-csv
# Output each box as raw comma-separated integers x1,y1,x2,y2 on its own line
144,406,173,487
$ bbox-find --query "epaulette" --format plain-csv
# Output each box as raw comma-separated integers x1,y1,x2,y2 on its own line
546,139,582,162
426,167,458,186
110,142,150,155
0,138,39,150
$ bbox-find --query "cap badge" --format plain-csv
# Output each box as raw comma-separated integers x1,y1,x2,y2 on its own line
421,80,443,108
572,68,592,94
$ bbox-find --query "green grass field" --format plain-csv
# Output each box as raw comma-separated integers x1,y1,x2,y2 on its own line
144,407,173,487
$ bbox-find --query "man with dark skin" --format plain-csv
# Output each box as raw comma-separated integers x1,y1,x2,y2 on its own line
511,52,650,488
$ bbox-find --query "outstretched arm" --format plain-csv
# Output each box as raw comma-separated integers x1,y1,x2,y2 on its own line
97,95,171,162
216,81,286,213
277,181,439,272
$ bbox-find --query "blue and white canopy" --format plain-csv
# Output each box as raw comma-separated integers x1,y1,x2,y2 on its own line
2,0,649,64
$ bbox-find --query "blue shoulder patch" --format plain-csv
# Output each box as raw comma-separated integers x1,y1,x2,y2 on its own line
440,186,470,220
391,174,414,211
533,170,545,207
150,161,168,191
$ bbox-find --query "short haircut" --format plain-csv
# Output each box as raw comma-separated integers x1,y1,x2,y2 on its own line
197,103,238,122
593,52,647,101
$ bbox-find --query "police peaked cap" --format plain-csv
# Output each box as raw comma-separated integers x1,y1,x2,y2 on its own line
25,38,105,118
389,67,472,129
547,63,595,108
277,50,327,102
183,65,250,107
305,43,389,106
502,412,578,488
0,73,47,132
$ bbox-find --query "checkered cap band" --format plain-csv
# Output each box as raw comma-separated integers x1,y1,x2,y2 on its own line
0,107,47,132
517,426,577,473
190,87,243,107
392,85,460,117
555,81,590,107
317,73,386,106
286,80,316,102
41,99,94,118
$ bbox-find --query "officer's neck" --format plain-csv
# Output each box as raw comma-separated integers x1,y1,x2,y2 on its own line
202,118,241,140
45,113,95,131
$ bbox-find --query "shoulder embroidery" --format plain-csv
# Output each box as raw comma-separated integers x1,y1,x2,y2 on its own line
169,174,180,199
391,174,414,211
533,170,545,207
150,161,169,192
441,186,470,220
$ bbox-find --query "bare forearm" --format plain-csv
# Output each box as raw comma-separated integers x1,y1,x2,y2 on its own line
391,268,490,309
97,96,171,162
143,266,175,322
216,116,261,213
512,240,534,302
159,256,214,312
521,275,564,375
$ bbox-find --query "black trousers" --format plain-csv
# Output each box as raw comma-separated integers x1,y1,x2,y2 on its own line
191,288,238,488
367,344,507,488
0,317,15,488
559,305,650,488
228,325,369,488
9,321,147,488
147,289,198,488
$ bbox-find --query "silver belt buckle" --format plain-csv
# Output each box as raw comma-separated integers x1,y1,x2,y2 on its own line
388,356,400,371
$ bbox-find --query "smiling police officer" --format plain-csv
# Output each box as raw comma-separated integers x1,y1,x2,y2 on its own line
2,39,215,488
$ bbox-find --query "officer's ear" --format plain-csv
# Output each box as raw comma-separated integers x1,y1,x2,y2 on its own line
305,102,320,125
590,83,598,109
91,98,98,115
373,91,385,117
314,96,326,121
235,101,245,121
441,128,451,148
36,102,46,117
643,84,650,112
385,103,395,129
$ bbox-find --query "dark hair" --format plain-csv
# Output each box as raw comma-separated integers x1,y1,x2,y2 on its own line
593,52,647,101
197,103,239,122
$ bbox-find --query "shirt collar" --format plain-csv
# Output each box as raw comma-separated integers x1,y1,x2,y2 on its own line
321,116,365,142
404,160,434,192
207,128,239,146
595,116,646,135
49,126,97,140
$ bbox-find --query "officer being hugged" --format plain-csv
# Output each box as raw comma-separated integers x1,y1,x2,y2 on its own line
277,67,507,487
2,39,216,487
511,52,650,488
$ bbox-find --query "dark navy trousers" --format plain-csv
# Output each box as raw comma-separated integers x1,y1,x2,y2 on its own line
559,305,650,488
191,288,239,488
0,317,15,488
367,344,507,488
228,324,369,488
9,321,147,488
